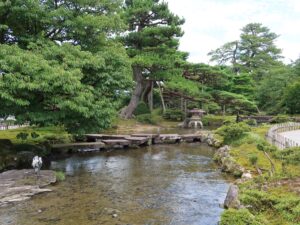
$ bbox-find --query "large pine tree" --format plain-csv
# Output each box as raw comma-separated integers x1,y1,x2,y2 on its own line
120,0,187,118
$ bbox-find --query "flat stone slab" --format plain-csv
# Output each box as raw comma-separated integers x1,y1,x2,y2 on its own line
0,169,56,206
52,142,105,149
101,139,130,145
125,137,150,144
159,134,181,139
131,133,159,138
86,134,130,140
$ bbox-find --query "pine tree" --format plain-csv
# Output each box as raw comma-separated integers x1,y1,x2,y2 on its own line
120,0,186,119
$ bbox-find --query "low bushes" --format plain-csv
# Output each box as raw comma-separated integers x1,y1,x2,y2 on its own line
220,208,263,225
163,109,184,121
216,122,251,144
134,102,150,116
270,115,292,124
274,147,300,165
136,114,158,125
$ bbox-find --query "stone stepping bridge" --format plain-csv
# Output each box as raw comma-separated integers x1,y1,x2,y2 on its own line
52,133,206,153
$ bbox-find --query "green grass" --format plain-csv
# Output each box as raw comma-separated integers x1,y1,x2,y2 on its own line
0,126,72,144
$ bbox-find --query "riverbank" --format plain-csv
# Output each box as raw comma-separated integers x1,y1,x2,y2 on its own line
213,123,300,225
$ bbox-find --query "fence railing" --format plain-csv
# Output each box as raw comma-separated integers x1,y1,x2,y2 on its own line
266,122,300,149
0,124,28,131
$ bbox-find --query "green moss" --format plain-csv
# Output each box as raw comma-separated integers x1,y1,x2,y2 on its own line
220,208,264,225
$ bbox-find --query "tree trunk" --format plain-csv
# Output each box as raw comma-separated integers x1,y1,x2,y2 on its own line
120,67,144,119
263,151,275,176
148,81,153,111
223,104,226,116
157,82,166,113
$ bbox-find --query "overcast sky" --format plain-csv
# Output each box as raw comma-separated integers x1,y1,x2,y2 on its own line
166,0,300,64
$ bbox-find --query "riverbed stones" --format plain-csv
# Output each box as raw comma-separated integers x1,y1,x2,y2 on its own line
224,184,241,209
214,145,244,177
0,169,56,206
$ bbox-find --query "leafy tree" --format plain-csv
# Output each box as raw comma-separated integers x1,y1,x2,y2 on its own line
284,81,300,114
256,65,295,113
0,0,132,133
120,0,187,119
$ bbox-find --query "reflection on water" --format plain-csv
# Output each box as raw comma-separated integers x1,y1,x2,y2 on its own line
0,143,230,225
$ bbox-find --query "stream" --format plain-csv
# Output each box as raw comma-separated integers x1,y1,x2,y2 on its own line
0,143,230,225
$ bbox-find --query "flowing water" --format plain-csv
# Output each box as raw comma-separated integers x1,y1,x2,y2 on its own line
0,143,231,225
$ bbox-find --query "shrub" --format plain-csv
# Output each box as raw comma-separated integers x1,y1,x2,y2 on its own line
249,154,258,165
270,115,291,124
244,119,257,126
55,171,66,182
240,190,278,212
274,147,300,164
163,109,184,121
31,132,40,139
43,134,69,144
16,132,29,142
134,102,150,116
274,196,300,222
220,208,263,225
216,122,251,144
223,119,233,125
136,114,157,125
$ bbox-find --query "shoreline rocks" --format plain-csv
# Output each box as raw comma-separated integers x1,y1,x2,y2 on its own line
224,184,241,209
213,145,244,178
0,169,56,207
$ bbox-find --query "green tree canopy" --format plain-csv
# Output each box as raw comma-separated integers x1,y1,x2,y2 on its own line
0,0,131,133
209,23,282,80
120,0,187,118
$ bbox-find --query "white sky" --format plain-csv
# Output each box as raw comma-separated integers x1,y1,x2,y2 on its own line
166,0,300,64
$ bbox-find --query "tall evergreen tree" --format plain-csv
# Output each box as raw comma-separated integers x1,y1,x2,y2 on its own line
120,0,187,119
208,23,282,80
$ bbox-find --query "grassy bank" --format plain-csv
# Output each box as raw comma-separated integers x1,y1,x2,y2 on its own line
0,126,71,144
216,123,300,225
0,126,72,171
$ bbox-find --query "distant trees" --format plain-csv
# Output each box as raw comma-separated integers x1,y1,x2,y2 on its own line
209,23,282,80
284,81,300,114
208,23,300,115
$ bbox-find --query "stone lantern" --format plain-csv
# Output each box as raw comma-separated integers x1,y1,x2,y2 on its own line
187,108,205,128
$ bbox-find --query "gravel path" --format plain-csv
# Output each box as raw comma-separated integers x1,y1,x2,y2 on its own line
281,130,300,145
